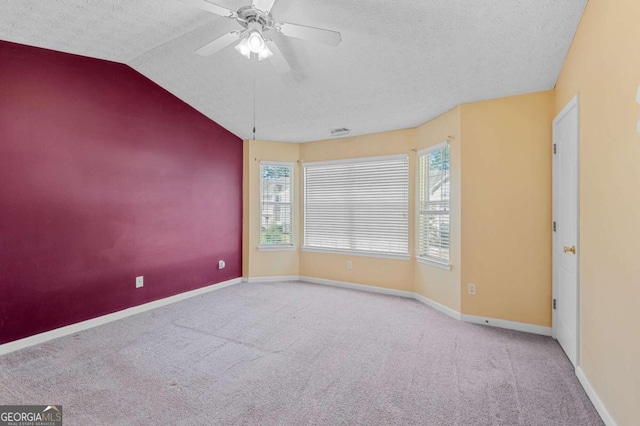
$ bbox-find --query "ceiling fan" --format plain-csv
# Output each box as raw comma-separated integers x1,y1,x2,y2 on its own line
183,0,342,73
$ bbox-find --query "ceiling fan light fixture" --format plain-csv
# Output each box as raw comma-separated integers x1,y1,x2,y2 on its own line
234,38,252,59
257,44,273,61
188,0,342,74
247,29,266,53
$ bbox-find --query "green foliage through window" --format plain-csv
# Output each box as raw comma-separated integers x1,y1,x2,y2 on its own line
260,164,293,246
418,144,450,262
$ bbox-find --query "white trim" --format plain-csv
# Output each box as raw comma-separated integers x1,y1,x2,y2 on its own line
301,246,410,260
553,94,580,126
552,120,557,343
552,93,581,366
258,245,297,251
416,143,451,266
413,293,461,320
302,153,409,168
0,277,243,356
297,277,550,337
259,160,295,167
2,273,613,425
575,366,617,426
460,314,552,336
416,257,452,271
417,141,449,156
300,276,414,299
245,275,300,283
259,162,295,248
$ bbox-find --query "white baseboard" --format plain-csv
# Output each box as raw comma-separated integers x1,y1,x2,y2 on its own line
244,275,300,283
299,276,415,299
297,277,550,337
0,277,243,356
460,314,552,336
413,293,461,320
2,274,613,425
576,366,617,426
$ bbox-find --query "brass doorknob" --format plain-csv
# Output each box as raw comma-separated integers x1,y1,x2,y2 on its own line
563,246,576,254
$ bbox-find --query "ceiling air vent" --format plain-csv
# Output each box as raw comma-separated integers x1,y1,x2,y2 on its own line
330,128,350,137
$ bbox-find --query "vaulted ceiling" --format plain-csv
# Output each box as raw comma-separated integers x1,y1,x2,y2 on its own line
0,0,587,142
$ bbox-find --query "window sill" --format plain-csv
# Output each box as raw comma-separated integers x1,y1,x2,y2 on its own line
258,245,297,252
302,246,410,261
417,257,452,271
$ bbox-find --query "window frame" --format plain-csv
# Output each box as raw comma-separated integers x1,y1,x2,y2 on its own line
302,154,410,260
259,161,295,250
417,142,452,270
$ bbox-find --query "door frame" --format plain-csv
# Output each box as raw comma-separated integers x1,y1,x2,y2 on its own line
552,94,580,366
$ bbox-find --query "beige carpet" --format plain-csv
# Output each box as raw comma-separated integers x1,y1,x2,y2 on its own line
0,281,603,425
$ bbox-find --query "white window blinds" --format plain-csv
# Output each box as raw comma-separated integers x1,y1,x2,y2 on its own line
303,154,409,257
260,163,294,247
418,143,450,262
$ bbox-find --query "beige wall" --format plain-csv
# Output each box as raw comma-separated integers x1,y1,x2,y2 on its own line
299,129,416,292
241,2,640,421
243,95,554,321
555,0,640,423
460,91,555,326
243,140,301,278
244,95,555,326
414,107,462,311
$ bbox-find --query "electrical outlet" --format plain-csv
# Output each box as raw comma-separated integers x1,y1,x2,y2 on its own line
346,260,352,270
136,276,144,289
468,283,476,295
218,260,225,269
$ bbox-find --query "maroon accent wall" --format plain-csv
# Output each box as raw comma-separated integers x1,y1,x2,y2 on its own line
0,41,243,344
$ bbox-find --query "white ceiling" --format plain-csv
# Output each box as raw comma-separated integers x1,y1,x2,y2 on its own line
0,0,587,142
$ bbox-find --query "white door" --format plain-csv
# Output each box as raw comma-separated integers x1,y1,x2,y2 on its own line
552,95,580,366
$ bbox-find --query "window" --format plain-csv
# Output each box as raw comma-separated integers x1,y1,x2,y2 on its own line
260,162,294,248
303,154,409,258
418,142,450,264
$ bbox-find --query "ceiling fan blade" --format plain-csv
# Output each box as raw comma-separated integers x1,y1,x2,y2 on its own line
276,22,341,47
265,39,291,74
182,0,237,18
195,31,243,56
252,0,276,14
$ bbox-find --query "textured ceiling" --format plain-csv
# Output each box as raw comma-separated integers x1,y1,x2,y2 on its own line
0,0,587,142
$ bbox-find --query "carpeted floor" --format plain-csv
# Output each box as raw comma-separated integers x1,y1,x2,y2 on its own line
0,281,603,425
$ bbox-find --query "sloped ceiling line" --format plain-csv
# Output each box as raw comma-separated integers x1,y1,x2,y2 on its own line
0,0,588,142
